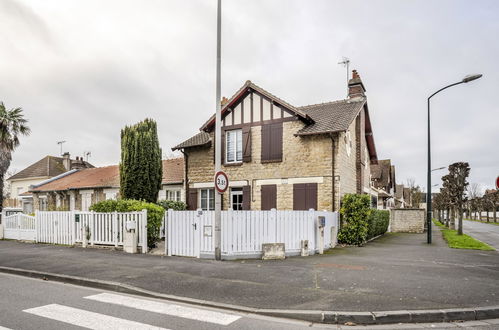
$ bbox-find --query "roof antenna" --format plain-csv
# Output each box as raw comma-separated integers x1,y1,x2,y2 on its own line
84,151,91,162
56,140,66,156
338,57,350,97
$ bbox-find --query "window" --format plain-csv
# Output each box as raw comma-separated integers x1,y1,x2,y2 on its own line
345,131,352,157
200,189,215,211
17,187,23,196
261,122,283,162
230,188,243,210
293,183,318,210
226,129,243,163
39,197,48,211
166,189,181,201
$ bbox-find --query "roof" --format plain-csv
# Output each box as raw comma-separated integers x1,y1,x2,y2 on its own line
199,80,311,132
395,184,404,200
31,166,119,192
8,156,93,181
162,158,184,184
295,97,366,135
172,132,211,151
372,159,392,190
31,158,185,192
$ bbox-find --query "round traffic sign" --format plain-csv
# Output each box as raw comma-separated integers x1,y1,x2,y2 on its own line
214,171,229,193
496,176,499,190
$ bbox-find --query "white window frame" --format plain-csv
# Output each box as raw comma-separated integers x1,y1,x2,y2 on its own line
230,188,243,210
199,188,215,211
345,131,352,157
166,189,181,202
39,196,48,211
225,129,243,164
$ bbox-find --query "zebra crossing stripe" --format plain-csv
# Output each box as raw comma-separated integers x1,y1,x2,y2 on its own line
23,304,168,330
84,292,241,325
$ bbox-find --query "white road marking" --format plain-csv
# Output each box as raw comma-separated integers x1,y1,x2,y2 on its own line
0,326,13,330
85,292,241,325
23,304,168,330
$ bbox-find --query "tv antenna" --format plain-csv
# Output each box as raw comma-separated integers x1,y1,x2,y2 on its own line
84,151,91,162
338,57,350,97
56,140,66,156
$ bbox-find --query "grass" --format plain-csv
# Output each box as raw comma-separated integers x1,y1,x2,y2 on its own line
432,219,495,251
464,218,499,226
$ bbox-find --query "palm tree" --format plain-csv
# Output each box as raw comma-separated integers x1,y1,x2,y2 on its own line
0,102,30,212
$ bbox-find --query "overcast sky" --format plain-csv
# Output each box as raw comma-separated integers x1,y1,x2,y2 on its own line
1,0,497,192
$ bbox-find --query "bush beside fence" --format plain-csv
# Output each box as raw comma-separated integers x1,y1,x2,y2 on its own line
367,210,389,240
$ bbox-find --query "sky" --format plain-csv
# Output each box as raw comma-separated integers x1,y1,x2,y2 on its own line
0,0,497,193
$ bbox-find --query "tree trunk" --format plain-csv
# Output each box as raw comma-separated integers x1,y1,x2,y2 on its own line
457,206,463,235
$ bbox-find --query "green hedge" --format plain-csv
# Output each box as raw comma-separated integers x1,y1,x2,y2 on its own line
367,210,389,240
338,194,372,246
157,200,187,211
90,199,165,249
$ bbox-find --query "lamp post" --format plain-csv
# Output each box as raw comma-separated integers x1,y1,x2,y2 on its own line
426,74,482,244
214,0,222,260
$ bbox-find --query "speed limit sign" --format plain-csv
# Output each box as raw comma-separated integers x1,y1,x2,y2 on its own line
214,171,229,193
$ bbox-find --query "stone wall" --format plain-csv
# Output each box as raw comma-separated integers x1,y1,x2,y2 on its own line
390,209,425,233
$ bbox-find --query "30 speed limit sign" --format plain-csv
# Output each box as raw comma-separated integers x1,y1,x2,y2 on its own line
214,171,229,193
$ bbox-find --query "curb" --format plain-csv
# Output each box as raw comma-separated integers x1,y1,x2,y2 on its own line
1,265,498,325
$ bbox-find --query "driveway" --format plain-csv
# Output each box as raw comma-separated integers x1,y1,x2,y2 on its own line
463,220,499,250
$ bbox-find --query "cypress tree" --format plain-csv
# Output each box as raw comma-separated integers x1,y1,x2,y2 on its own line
120,119,162,202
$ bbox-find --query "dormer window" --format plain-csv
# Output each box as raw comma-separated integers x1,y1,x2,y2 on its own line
226,129,243,163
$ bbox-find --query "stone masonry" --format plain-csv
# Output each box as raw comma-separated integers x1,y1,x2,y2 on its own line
389,208,425,233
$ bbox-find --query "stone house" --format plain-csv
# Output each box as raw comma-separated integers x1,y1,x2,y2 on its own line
6,153,93,213
371,159,396,209
30,159,184,211
173,71,379,212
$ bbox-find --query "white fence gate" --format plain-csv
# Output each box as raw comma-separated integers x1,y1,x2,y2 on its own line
3,213,36,241
166,209,338,259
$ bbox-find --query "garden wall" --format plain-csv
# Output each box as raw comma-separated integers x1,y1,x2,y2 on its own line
389,209,425,233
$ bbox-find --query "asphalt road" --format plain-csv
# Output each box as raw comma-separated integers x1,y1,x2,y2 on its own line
0,273,314,330
463,220,499,250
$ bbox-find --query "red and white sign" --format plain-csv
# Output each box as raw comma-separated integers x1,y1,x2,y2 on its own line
214,171,229,193
496,176,499,190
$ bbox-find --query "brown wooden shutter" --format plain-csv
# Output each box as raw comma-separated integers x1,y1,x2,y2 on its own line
221,130,225,165
293,183,318,210
293,184,307,210
242,126,251,162
271,122,283,161
261,185,277,210
306,183,318,211
188,189,198,210
242,185,251,210
261,124,271,161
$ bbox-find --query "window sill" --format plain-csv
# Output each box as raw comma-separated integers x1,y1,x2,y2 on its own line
223,162,243,167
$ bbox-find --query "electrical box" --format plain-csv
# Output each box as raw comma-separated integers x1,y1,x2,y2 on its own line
318,216,326,228
126,221,136,232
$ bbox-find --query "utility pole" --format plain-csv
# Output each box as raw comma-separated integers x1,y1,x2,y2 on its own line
214,0,222,261
57,140,66,156
338,57,350,97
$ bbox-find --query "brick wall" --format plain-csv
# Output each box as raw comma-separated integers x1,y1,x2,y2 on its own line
390,209,425,233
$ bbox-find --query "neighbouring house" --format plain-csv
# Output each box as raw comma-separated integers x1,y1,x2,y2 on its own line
371,159,396,209
173,71,380,212
30,158,185,211
5,153,93,213
394,184,412,208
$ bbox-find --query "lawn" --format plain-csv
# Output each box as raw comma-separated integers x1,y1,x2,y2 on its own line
432,219,495,251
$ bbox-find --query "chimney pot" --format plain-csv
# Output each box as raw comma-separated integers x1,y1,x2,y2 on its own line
62,152,71,171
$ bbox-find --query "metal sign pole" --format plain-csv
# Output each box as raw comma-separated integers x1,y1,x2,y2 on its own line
214,0,222,261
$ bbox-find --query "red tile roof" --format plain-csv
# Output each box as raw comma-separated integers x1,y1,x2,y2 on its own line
30,158,184,192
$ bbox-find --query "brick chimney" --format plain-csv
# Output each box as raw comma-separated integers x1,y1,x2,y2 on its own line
348,70,366,98
62,152,71,171
71,156,87,170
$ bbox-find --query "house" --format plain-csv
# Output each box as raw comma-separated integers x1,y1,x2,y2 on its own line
173,71,379,212
6,153,93,213
371,159,396,209
30,158,185,211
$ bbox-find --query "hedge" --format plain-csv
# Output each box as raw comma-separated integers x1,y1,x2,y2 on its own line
367,210,390,240
90,199,164,249
337,194,371,246
157,200,187,211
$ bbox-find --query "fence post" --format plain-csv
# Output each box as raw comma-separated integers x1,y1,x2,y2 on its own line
309,208,316,253
165,209,171,256
34,211,38,243
90,211,95,246
142,209,148,254
113,211,118,248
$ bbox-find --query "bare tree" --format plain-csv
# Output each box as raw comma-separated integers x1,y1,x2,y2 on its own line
467,183,481,219
442,162,470,235
406,178,422,209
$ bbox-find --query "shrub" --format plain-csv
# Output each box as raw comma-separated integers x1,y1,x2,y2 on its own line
367,210,390,240
90,199,165,249
157,200,187,211
337,194,371,246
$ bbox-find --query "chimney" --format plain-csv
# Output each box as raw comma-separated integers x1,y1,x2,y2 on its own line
348,70,366,98
62,152,71,171
71,156,86,170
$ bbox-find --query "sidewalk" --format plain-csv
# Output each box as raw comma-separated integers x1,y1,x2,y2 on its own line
0,228,498,314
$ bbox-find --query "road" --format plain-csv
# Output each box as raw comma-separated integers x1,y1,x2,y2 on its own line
463,220,499,250
1,273,499,330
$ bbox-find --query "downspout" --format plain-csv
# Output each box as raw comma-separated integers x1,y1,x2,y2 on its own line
180,149,188,204
330,133,336,212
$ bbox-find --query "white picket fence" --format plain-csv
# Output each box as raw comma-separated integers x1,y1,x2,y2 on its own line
166,209,338,259
3,211,148,253
3,213,36,241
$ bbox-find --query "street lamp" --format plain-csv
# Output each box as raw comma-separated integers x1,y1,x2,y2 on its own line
431,167,446,172
426,73,482,244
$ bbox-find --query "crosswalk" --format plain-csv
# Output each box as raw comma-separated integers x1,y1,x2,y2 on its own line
22,292,241,329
